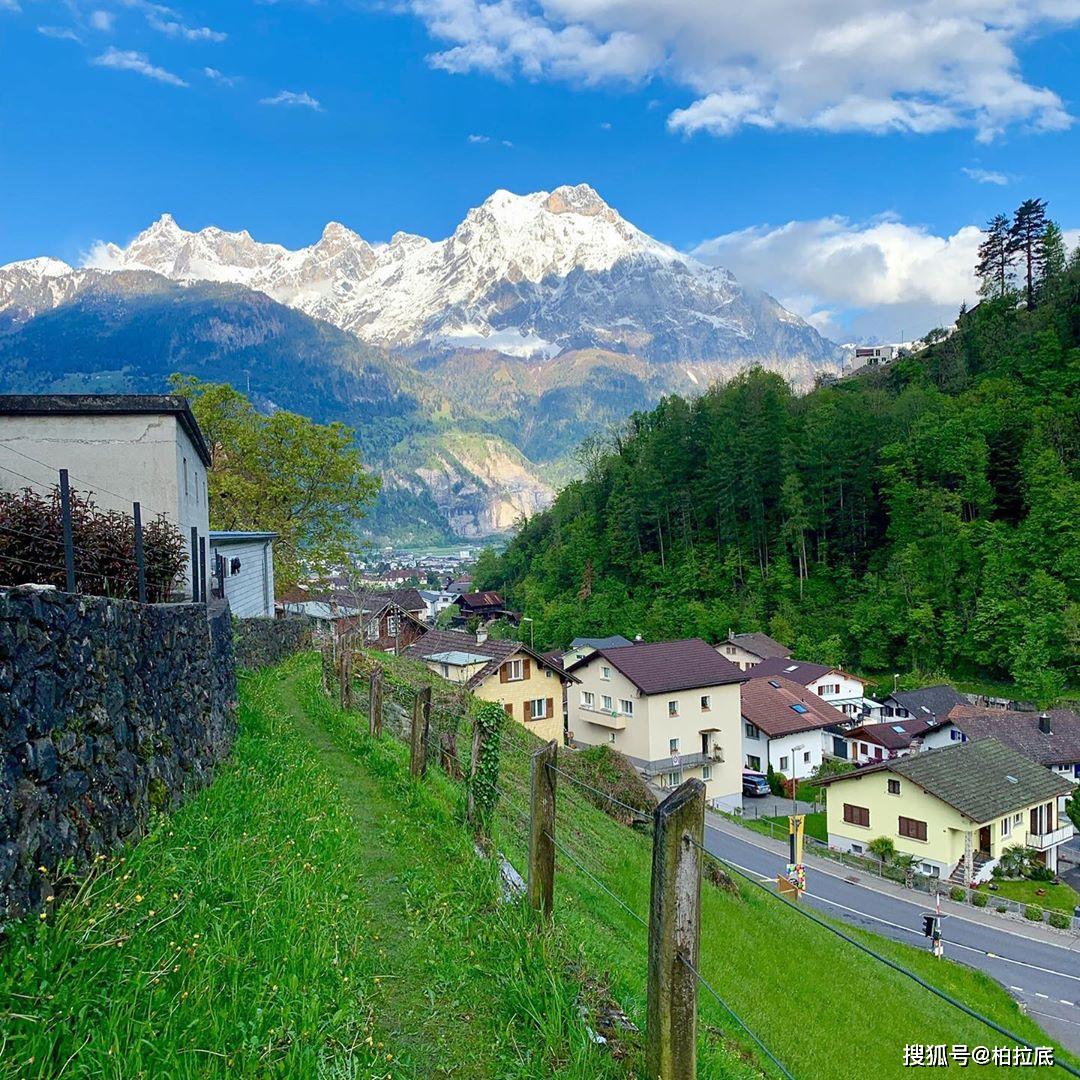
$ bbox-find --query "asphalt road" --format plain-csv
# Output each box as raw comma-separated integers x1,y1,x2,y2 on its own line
703,820,1080,1054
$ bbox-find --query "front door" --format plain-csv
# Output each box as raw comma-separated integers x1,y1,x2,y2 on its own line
978,826,992,855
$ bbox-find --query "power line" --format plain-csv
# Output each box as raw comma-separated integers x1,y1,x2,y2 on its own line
691,837,1080,1078
677,952,796,1080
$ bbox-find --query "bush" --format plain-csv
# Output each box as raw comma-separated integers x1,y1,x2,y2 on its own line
971,891,988,908
1024,905,1044,922
1048,912,1071,930
995,904,1009,914
767,765,787,797
0,486,186,602
949,886,966,902
868,837,897,865
1028,865,1054,882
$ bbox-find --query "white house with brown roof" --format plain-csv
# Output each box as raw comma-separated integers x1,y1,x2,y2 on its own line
740,673,848,782
565,639,747,809
750,657,880,725
716,630,791,671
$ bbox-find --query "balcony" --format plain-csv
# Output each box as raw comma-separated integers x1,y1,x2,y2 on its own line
1027,823,1075,851
578,704,627,730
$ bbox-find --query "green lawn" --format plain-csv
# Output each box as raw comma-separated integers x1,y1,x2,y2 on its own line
976,878,1080,915
1,653,1073,1080
735,811,829,844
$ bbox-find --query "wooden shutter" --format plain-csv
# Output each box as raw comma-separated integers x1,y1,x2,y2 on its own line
522,701,530,722
546,697,554,719
504,703,513,718
1031,807,1038,834
500,664,508,684
523,657,531,679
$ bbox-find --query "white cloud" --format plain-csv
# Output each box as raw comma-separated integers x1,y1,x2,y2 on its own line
694,215,985,340
119,1,226,42
962,166,1009,185
91,47,188,86
38,25,83,41
408,0,1077,139
89,10,114,31
467,133,490,143
204,67,238,86
260,90,322,110
0,0,21,12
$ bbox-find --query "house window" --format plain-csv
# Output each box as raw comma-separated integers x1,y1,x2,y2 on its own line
898,816,928,841
950,729,965,741
790,704,809,714
1001,816,1012,839
874,746,883,760
802,751,811,764
619,699,634,716
779,755,789,772
663,771,683,789
530,699,547,720
602,695,613,711
183,457,189,497
725,646,735,655
600,665,611,681
545,669,552,678
609,733,616,743
702,765,712,781
669,738,680,754
746,755,762,772
843,803,870,828
668,700,679,718
887,779,901,795
860,743,869,755
506,659,523,681
365,620,378,641
582,691,595,708
1013,813,1023,826
744,722,759,739
701,695,711,711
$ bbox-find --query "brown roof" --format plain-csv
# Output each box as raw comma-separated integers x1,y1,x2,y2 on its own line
407,629,576,688
847,716,952,750
456,590,505,609
741,674,846,738
948,706,1080,767
729,632,791,661
749,657,836,685
566,638,745,695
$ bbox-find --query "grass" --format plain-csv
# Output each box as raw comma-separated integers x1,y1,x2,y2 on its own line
0,656,622,1079
734,811,829,844
976,878,1080,915
3,652,1074,1080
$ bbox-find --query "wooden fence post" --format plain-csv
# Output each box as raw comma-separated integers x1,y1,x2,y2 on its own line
369,665,383,737
527,740,558,917
646,779,705,1080
410,687,432,777
466,719,483,826
339,644,354,711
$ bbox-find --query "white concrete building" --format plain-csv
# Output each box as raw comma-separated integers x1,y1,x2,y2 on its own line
751,658,877,726
565,639,747,810
715,630,791,672
209,531,276,618
0,395,211,599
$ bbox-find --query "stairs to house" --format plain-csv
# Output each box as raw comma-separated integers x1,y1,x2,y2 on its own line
948,850,991,886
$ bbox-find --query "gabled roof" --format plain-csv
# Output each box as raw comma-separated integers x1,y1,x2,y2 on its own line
750,657,835,685
728,631,791,661
949,706,1080,767
569,635,633,650
741,674,846,738
209,531,277,543
566,638,745,695
374,587,427,613
0,394,212,467
887,684,967,719
847,715,952,750
455,590,505,608
818,738,1072,823
407,629,577,688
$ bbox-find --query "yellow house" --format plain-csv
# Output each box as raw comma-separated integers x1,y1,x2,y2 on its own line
818,738,1074,884
407,629,575,745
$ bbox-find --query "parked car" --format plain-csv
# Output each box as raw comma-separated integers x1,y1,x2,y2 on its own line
742,772,770,797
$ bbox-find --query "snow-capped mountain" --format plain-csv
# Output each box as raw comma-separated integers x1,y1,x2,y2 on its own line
58,184,837,365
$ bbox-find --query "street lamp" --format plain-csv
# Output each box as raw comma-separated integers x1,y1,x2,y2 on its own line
521,616,534,650
791,744,805,814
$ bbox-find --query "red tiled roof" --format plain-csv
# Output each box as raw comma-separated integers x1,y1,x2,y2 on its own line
741,674,846,738
567,638,745,695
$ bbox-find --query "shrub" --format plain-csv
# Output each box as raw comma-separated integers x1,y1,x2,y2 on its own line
998,843,1035,879
1024,905,1044,922
1048,912,1071,930
995,904,1009,914
949,886,966,902
767,765,787,797
1028,865,1054,882
0,486,186,602
868,837,897,865
971,891,988,908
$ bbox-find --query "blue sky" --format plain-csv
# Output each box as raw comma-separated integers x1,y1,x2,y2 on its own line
1,0,1078,340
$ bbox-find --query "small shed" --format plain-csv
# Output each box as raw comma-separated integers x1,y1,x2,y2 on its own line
209,531,276,618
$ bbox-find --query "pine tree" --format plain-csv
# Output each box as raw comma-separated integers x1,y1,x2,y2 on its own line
976,213,1011,299
1037,221,1067,303
1008,198,1048,309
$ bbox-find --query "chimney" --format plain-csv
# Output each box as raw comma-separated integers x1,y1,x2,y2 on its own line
1038,712,1052,735
634,634,643,643
476,627,488,644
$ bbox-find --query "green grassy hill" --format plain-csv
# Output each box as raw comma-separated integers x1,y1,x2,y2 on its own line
1,653,1072,1079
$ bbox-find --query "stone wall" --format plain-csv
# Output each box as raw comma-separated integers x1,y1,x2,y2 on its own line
233,615,314,671
0,587,237,920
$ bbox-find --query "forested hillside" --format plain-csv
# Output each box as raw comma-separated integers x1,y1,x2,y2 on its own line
478,206,1080,703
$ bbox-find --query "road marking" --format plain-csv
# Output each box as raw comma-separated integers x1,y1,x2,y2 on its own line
1035,992,1050,999
801,892,1080,983
1026,1007,1080,1028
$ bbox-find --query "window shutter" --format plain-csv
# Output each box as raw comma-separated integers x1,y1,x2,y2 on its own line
500,664,508,684
504,703,513,719
523,657,531,679
1030,807,1038,834
522,701,529,722
546,697,553,719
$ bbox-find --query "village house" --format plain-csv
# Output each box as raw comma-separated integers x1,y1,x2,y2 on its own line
716,630,791,671
881,684,967,722
209,531,276,618
453,590,519,627
279,586,427,654
949,706,1080,785
750,657,881,725
740,673,848,781
561,635,634,666
565,639,746,810
0,394,211,599
818,738,1074,883
846,715,961,764
407,629,574,745
417,587,458,622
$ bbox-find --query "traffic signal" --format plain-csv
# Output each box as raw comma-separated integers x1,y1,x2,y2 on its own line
922,914,936,938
